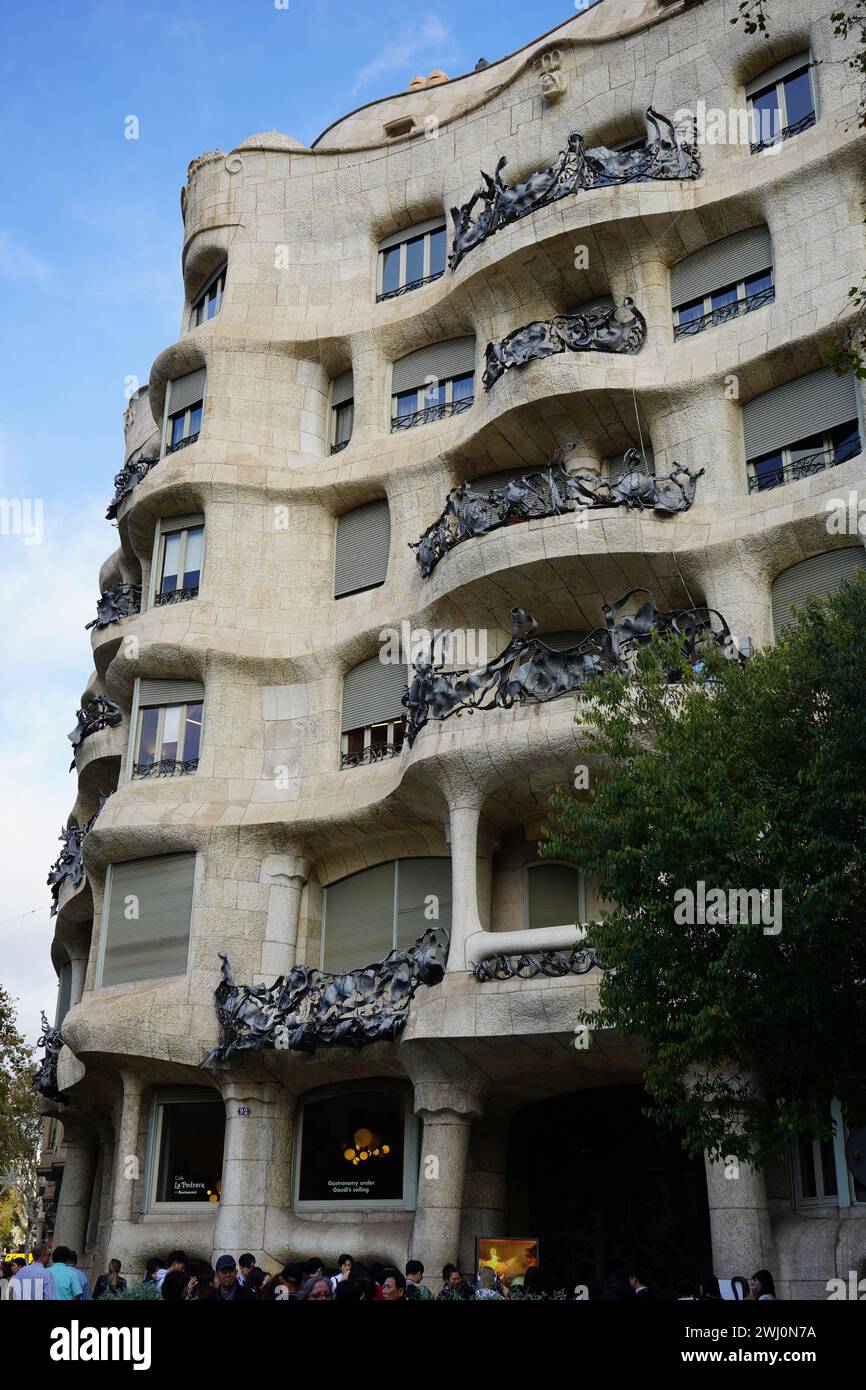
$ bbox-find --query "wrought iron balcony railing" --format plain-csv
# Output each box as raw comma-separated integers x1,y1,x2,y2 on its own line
377,269,445,302
340,743,402,770
673,285,775,340
153,584,199,607
483,298,646,389
164,430,200,456
750,109,816,155
473,943,603,982
106,451,158,520
47,797,106,915
34,1014,67,1103
391,397,474,432
330,440,350,455
133,757,200,778
85,583,142,630
68,694,122,767
747,440,861,494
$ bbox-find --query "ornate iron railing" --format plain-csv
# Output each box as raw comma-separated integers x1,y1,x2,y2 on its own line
106,451,158,520
47,798,106,915
391,396,474,432
340,743,402,769
202,926,450,1061
68,695,122,768
402,590,747,746
673,285,775,339
483,299,646,390
153,584,200,607
33,1014,67,1103
164,430,200,456
449,108,700,269
330,440,350,455
747,439,861,494
85,583,142,630
133,757,200,778
377,269,445,302
410,442,703,577
473,944,603,982
750,109,816,155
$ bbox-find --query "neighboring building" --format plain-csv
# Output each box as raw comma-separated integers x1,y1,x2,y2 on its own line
41,0,866,1299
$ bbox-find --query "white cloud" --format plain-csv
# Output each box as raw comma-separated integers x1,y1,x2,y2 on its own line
0,229,53,286
351,15,460,96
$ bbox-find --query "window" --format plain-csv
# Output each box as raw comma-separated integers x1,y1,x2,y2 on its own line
97,853,196,987
390,337,476,431
330,370,354,453
609,133,647,153
671,228,774,338
132,679,204,777
340,655,407,767
770,547,866,638
55,960,73,1029
189,263,226,329
152,515,204,607
525,861,585,929
147,1087,224,1210
377,218,447,301
294,1082,418,1209
747,53,815,153
322,858,452,972
792,1099,866,1209
743,367,861,493
334,500,390,598
161,368,206,457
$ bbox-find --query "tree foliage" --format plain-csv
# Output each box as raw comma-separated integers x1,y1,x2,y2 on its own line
0,985,40,1175
541,576,866,1166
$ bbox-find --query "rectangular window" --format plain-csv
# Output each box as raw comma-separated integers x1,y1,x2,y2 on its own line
98,854,196,987
190,264,226,330
332,399,354,452
749,59,815,153
166,401,203,454
748,423,861,493
376,220,447,301
321,858,451,971
162,368,207,456
149,1091,225,1209
674,270,774,338
154,519,204,606
134,697,203,777
295,1085,417,1209
390,373,475,431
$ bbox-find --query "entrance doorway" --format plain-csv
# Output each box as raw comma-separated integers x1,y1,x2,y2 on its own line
508,1085,712,1297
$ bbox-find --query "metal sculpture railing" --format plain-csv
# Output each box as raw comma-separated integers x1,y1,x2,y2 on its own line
68,695,122,768
750,108,816,155
164,431,200,456
402,590,747,746
747,437,861,494
153,584,200,607
410,443,704,577
330,440,350,455
449,108,700,269
673,285,775,339
473,944,603,982
47,798,105,915
132,757,200,778
377,269,445,302
340,743,403,770
85,583,142,630
106,451,159,520
483,299,646,390
203,926,449,1061
33,1014,67,1103
391,396,474,432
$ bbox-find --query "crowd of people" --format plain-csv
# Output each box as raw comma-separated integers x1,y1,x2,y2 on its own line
1,1244,780,1302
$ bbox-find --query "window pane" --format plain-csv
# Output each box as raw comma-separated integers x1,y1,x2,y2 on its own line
345,727,365,758
334,400,354,446
369,722,389,750
405,235,425,285
744,270,773,297
155,1100,224,1204
429,227,446,277
711,282,739,310
676,297,706,328
423,379,445,407
451,372,475,403
298,1089,406,1203
170,413,185,447
832,420,861,463
160,532,181,592
381,246,401,295
206,287,218,319
183,703,203,763
182,526,204,589
137,707,159,767
783,68,814,127
188,402,203,435
820,1137,837,1197
789,431,825,465
797,1136,817,1199
160,705,181,762
395,390,418,420
396,858,452,949
751,85,780,145
752,450,784,490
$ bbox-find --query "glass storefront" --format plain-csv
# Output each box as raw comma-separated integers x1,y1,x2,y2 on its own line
296,1086,411,1206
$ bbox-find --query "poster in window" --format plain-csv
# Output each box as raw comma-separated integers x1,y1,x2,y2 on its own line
299,1090,405,1202
476,1237,540,1285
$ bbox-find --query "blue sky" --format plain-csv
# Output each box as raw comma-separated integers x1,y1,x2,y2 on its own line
0,0,581,1043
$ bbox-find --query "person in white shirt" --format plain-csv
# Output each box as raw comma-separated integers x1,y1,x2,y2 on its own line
155,1250,187,1289
330,1254,354,1292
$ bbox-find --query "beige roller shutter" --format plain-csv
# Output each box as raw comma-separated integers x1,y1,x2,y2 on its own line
101,854,196,986
334,500,390,597
331,370,354,407
771,547,866,636
395,858,452,949
167,368,207,414
139,679,205,705
379,217,446,251
743,369,859,459
527,862,582,929
671,226,772,307
537,630,590,651
469,467,534,492
746,52,811,96
392,337,476,394
322,863,395,972
341,655,408,731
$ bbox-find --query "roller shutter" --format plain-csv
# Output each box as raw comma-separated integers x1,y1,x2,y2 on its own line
167,368,206,415
331,370,354,407
100,854,196,986
334,501,390,597
341,655,408,731
139,679,205,705
527,862,582,929
771,547,866,635
671,227,772,307
379,217,446,251
392,337,476,394
743,369,859,458
746,52,811,96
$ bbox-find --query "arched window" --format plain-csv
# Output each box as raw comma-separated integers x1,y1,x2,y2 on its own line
771,547,866,638
377,218,446,301
322,859,452,971
671,227,774,338
391,337,476,431
743,368,861,494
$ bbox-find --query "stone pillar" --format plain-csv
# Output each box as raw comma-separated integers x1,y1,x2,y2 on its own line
446,798,484,973
259,854,311,976
212,1082,280,1262
704,1153,777,1279
52,1122,97,1253
68,954,88,1010
459,1118,509,1274
698,543,774,651
409,1081,484,1276
111,1072,144,1225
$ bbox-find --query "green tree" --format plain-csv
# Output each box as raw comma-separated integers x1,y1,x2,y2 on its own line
541,576,866,1167
0,985,44,1255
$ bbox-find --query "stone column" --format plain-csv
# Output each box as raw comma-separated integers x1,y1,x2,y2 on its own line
259,854,311,976
445,797,485,973
52,1122,97,1253
704,1153,776,1280
212,1081,280,1262
409,1081,484,1276
458,1117,509,1274
698,543,774,651
111,1071,144,1226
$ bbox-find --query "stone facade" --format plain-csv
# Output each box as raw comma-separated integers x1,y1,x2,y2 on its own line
44,0,866,1298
